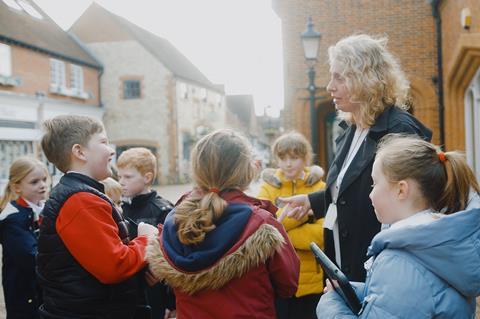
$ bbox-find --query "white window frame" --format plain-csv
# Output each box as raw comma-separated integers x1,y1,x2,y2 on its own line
0,43,12,77
50,58,65,88
70,64,84,93
464,67,480,181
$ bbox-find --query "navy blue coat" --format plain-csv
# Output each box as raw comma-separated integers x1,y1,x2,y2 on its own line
0,199,41,319
309,106,432,281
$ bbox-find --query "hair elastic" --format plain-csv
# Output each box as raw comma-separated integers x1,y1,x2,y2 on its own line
208,187,220,194
438,151,447,163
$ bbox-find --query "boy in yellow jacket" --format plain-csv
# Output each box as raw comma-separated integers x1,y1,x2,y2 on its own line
258,131,325,319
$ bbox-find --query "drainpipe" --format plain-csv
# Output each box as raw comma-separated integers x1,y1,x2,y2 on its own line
429,0,445,149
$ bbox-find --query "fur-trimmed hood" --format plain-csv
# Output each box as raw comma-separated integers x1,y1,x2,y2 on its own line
146,190,286,295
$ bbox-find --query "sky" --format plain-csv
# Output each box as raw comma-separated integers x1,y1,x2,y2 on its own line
33,0,285,117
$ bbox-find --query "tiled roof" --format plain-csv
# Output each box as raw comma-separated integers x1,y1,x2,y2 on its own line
74,3,217,90
0,0,101,68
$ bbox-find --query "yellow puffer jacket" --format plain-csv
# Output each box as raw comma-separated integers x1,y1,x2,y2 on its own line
257,168,325,297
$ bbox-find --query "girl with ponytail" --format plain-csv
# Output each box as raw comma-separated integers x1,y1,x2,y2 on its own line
318,134,480,318
0,157,49,318
146,129,299,319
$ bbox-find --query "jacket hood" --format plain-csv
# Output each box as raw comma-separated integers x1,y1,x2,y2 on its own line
368,208,480,297
146,190,285,295
161,202,253,272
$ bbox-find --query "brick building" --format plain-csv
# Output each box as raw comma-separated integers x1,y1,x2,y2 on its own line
0,0,103,189
273,0,479,179
440,0,480,181
71,3,227,184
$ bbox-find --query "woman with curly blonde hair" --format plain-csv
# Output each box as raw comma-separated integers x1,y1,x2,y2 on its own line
146,129,299,319
280,34,432,282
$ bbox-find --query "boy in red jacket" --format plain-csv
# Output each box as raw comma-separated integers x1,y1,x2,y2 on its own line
36,115,158,319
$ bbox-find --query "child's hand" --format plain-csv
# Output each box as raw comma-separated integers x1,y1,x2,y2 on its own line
324,279,338,293
145,268,160,286
137,222,158,238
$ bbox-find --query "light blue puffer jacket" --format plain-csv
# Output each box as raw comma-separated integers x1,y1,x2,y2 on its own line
317,208,480,318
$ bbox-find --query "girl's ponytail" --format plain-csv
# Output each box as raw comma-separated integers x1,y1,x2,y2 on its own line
437,152,480,214
175,190,227,245
174,130,256,245
0,184,16,211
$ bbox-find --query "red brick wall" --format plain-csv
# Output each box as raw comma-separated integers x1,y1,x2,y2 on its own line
1,43,100,105
274,0,440,144
440,0,480,151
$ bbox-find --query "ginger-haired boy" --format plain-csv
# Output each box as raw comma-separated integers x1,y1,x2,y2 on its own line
257,131,325,319
37,115,157,319
117,147,175,319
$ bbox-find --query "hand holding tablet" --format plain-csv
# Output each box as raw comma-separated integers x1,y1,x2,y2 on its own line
310,242,362,315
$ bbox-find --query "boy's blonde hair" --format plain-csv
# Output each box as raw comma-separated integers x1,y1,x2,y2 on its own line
117,147,157,181
101,177,122,206
328,34,410,128
41,115,104,173
0,157,48,210
175,129,257,245
377,134,480,214
272,131,313,165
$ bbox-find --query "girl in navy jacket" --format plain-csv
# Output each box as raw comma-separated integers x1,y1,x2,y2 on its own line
0,157,49,319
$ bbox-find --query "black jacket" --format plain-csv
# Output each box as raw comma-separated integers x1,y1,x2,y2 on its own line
122,191,175,318
122,191,173,238
37,173,137,319
309,106,432,281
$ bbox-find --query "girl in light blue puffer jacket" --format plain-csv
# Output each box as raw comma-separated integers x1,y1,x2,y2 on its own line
317,134,480,319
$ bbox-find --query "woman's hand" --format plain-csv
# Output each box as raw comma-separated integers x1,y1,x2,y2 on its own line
164,309,176,319
137,222,159,238
277,194,312,220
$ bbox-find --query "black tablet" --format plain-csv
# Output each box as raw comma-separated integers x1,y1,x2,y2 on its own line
310,242,362,315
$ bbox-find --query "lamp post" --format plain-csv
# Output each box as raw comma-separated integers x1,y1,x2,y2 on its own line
301,17,321,160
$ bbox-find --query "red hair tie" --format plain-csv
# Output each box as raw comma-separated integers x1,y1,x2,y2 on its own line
208,187,220,194
438,152,447,163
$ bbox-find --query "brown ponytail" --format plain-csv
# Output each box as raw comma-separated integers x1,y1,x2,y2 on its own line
0,184,16,211
175,130,257,245
437,152,480,214
377,134,479,215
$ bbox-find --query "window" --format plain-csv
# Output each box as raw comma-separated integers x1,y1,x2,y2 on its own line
70,64,83,92
50,59,65,87
464,68,480,181
2,0,22,11
179,82,188,99
3,0,43,19
0,140,34,180
17,0,43,19
0,43,12,77
123,80,141,99
199,88,207,101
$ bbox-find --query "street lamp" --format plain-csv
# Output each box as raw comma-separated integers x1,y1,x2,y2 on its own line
301,17,321,160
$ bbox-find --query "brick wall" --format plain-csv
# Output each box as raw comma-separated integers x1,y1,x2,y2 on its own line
440,0,480,151
274,0,440,145
86,41,175,184
1,43,99,105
